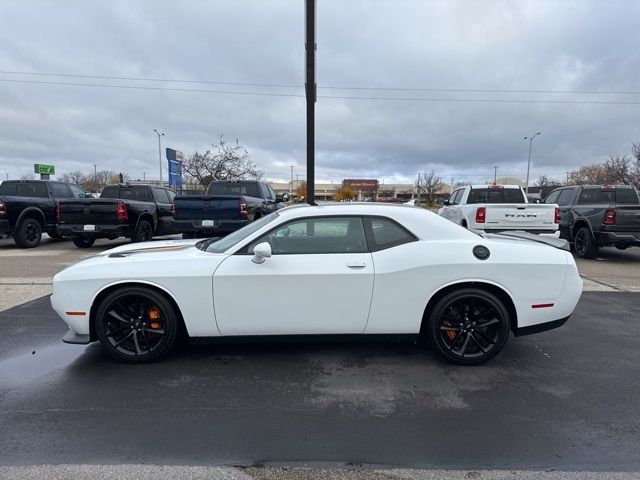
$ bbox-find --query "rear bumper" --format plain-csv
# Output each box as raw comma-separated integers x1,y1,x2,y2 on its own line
173,219,248,234
57,224,129,238
483,228,559,236
0,219,12,236
515,316,570,336
595,230,640,246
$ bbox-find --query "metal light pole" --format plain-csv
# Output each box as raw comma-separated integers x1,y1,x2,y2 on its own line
494,166,498,185
523,132,541,195
154,129,165,185
305,0,317,205
290,165,294,196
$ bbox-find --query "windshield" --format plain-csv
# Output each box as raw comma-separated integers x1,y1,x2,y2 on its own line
201,211,279,253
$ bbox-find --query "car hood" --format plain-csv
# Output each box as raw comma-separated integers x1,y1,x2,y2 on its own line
96,238,202,256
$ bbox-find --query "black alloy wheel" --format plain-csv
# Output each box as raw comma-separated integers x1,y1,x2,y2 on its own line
95,287,179,363
132,219,153,243
72,236,95,248
574,227,598,259
428,288,510,365
14,218,42,248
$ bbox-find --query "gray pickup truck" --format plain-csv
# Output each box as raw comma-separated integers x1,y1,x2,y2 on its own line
543,184,640,258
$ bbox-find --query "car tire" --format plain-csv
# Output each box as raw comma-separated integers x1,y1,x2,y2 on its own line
72,236,95,248
427,288,511,365
14,218,42,248
95,286,179,363
131,219,153,243
574,227,598,259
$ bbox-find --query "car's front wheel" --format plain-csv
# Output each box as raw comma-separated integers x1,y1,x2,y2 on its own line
427,288,511,365
95,286,179,363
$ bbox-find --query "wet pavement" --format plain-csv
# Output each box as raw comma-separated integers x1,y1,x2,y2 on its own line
1,292,639,470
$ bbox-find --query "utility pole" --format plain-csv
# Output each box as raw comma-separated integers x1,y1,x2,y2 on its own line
290,165,294,196
494,166,498,184
450,177,454,194
93,164,98,194
416,172,421,206
143,172,146,181
566,171,570,185
524,132,541,195
305,0,317,205
154,129,165,185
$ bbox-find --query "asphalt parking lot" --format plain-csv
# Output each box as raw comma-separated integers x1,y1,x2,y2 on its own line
1,235,640,477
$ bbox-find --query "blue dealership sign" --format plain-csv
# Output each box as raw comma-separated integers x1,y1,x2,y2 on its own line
166,148,184,191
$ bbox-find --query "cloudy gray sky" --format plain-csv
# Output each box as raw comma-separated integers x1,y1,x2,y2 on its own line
0,0,638,185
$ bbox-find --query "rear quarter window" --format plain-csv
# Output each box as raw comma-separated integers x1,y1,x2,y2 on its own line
11,182,49,198
365,217,417,251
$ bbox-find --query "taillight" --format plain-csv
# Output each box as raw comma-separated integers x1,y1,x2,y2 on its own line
0,201,6,218
604,208,616,225
55,201,62,222
554,207,560,224
171,202,176,218
239,199,248,216
116,202,128,221
475,207,486,224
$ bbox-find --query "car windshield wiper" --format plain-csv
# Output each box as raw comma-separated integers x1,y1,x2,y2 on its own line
196,237,221,251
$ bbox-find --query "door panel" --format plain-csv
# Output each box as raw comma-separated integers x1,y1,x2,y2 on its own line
213,253,374,335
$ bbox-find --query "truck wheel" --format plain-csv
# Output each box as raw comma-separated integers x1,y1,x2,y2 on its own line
73,236,95,248
14,218,42,248
574,227,598,259
131,219,153,243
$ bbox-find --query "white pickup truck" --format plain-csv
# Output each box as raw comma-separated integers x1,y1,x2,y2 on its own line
438,185,559,234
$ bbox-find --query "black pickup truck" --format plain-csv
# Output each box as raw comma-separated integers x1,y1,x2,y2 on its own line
56,184,177,248
0,180,88,248
543,184,640,258
173,180,284,238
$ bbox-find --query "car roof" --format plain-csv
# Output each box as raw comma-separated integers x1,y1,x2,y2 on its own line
276,203,477,241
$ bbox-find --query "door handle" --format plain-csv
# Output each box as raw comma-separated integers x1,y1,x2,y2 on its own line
346,261,366,268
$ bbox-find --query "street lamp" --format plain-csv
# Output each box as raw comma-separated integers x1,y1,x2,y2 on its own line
523,132,541,195
154,129,165,185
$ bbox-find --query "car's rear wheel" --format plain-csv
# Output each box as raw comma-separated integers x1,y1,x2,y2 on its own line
428,288,510,365
14,218,42,248
131,219,153,243
72,236,95,248
574,227,598,259
95,286,179,363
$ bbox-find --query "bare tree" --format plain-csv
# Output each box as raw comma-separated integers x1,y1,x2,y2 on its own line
58,171,86,185
535,175,561,187
182,135,263,188
416,170,444,205
19,172,35,180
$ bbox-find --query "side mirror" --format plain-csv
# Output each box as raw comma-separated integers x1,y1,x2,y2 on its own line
443,200,451,206
252,242,272,264
275,194,284,203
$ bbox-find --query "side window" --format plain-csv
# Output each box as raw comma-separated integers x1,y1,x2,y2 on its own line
449,189,461,205
165,189,176,203
267,185,277,200
51,183,72,198
557,189,575,206
364,217,417,251
153,188,170,204
544,189,561,204
16,182,48,198
69,185,86,198
248,217,367,254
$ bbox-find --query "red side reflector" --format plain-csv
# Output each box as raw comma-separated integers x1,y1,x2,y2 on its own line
531,303,554,309
65,311,87,316
475,207,486,224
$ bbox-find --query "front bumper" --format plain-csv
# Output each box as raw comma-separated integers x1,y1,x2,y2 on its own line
57,224,129,238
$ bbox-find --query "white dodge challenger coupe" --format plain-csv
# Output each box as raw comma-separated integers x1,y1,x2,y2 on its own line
51,203,582,365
